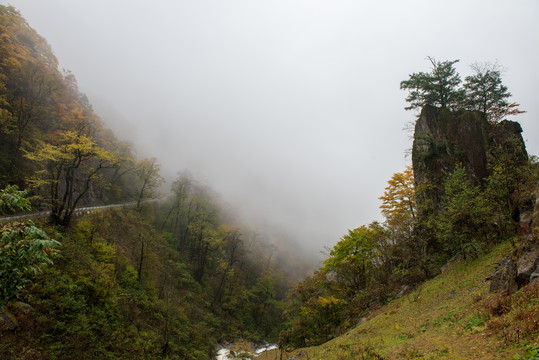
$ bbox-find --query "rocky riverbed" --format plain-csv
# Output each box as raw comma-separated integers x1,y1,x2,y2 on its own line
215,340,278,360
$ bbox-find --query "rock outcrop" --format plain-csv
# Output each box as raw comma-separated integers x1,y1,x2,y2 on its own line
490,182,539,293
412,105,526,212
411,105,537,293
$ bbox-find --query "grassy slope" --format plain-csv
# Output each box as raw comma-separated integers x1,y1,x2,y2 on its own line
262,241,538,360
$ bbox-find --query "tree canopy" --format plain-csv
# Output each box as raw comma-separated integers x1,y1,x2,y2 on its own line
464,62,511,115
379,165,416,227
400,57,464,111
25,131,123,226
401,57,524,122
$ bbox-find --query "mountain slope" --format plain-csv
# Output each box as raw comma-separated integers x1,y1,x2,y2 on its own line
271,241,538,359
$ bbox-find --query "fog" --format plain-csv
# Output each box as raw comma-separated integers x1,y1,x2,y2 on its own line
6,0,539,259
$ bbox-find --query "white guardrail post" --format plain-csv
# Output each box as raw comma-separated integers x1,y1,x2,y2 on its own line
0,199,157,223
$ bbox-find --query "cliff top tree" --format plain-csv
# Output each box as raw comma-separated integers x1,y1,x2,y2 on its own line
400,57,465,111
463,62,525,123
401,57,524,122
463,62,510,115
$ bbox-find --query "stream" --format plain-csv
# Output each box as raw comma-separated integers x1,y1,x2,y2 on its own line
215,342,278,360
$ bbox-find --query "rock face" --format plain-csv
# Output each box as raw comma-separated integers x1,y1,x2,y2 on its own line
411,105,537,293
412,105,526,211
490,182,539,294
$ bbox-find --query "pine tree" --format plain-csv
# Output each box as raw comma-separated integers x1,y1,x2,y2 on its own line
400,57,465,111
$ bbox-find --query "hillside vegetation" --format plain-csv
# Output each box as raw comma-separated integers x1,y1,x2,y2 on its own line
0,6,538,360
275,58,538,358
0,6,299,359
266,241,539,359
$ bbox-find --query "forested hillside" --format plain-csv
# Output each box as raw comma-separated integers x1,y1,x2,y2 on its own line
0,6,298,359
1,5,538,360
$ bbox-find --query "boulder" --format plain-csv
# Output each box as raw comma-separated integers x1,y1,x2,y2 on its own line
489,255,518,294
516,234,539,285
13,301,34,315
530,272,539,284
0,308,18,331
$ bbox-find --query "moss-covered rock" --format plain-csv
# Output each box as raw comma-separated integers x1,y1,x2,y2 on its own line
412,105,527,211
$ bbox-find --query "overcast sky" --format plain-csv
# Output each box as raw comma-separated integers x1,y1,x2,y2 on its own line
5,0,539,258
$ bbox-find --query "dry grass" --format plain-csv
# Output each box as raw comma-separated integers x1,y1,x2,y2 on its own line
278,241,539,360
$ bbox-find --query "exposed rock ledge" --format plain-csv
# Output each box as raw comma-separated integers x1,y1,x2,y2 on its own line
489,181,539,294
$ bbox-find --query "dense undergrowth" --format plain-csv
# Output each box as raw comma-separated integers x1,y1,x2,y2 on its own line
0,6,295,358
1,205,292,359
1,209,213,359
266,241,539,359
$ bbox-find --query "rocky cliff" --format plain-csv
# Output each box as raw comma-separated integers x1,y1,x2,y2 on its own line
489,183,539,293
411,105,538,293
412,105,527,212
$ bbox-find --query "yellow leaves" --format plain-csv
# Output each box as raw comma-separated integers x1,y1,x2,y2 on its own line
26,130,118,166
300,296,342,317
92,239,116,264
61,130,96,151
0,107,14,133
0,6,58,69
25,142,63,162
78,261,116,298
24,130,122,212
379,165,416,226
318,295,341,307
